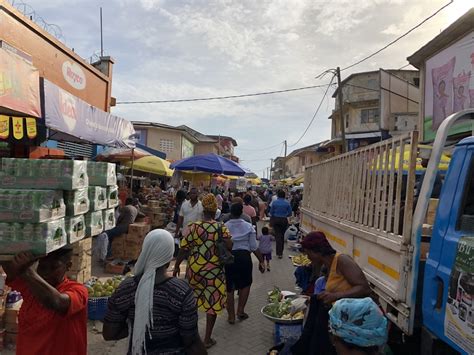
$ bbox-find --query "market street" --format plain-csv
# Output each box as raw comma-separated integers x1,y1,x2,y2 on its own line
86,245,296,355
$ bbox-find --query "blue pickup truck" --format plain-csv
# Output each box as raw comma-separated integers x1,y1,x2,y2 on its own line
301,109,474,354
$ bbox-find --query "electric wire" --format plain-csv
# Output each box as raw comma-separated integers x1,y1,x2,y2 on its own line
340,0,453,72
116,83,334,104
288,74,336,148
236,141,284,152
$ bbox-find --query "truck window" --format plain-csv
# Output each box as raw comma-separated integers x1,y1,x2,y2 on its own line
457,157,474,232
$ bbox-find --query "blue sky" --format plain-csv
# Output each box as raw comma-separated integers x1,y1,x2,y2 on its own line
22,0,472,176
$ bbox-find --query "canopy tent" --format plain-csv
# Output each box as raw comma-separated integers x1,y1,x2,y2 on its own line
374,144,451,174
95,147,150,162
171,153,246,176
123,156,173,177
292,174,304,185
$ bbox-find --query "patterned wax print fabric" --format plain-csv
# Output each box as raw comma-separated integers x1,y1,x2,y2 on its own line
180,221,230,315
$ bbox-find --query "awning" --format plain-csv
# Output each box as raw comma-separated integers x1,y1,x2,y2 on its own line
43,79,135,148
136,143,166,159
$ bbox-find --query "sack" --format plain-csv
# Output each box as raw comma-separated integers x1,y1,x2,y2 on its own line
216,223,234,265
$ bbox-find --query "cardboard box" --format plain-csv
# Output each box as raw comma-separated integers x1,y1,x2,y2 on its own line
125,233,145,247
72,237,92,254
124,248,141,261
70,253,91,272
4,308,19,325
128,223,151,236
67,267,91,284
105,261,127,274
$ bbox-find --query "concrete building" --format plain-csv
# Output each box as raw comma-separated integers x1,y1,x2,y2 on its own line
330,69,420,151
132,122,239,162
271,141,329,180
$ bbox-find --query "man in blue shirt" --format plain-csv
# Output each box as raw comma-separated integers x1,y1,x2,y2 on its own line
269,190,292,258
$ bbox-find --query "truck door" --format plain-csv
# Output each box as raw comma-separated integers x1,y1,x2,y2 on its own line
423,141,474,354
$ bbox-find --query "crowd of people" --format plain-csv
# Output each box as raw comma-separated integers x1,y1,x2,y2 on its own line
0,184,391,355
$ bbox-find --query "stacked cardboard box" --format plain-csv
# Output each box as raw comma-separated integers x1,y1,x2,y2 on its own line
425,198,439,225
110,223,151,261
67,238,92,283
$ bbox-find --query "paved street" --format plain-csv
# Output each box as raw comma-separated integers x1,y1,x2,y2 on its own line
87,242,297,355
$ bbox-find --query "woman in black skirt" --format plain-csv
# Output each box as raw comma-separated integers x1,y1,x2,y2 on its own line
224,202,265,324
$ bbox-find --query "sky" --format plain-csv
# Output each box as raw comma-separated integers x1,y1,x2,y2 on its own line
20,0,473,177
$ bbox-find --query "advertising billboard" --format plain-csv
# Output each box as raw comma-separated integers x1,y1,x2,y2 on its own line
44,80,135,148
423,31,474,141
0,45,40,117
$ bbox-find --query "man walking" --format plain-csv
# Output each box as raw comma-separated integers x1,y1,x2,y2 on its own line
269,190,292,258
175,187,204,236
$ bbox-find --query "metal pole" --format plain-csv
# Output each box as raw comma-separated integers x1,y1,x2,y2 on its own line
100,7,104,57
284,140,287,157
336,67,347,153
130,147,135,191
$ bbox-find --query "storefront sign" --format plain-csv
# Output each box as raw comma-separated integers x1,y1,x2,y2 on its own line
423,31,474,141
0,46,41,117
43,79,136,148
62,61,86,90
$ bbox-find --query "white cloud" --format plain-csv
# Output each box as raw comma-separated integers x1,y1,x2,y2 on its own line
24,0,472,175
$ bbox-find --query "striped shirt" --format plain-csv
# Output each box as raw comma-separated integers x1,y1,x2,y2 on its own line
104,277,198,355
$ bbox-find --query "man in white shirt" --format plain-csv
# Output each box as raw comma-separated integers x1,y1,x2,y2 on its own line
175,187,204,237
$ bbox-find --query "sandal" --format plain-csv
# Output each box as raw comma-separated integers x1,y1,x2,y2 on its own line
228,318,235,324
205,338,217,349
237,312,249,321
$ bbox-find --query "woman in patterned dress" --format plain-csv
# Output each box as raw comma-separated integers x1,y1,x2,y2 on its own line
173,193,232,349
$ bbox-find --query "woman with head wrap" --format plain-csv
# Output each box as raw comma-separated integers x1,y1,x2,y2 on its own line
291,231,371,355
103,230,206,355
224,201,265,324
173,194,232,349
329,298,388,355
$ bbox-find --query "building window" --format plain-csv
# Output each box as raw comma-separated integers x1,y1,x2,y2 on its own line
160,139,174,153
361,108,379,124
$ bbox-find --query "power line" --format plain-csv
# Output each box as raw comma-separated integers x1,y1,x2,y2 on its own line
116,83,334,104
236,141,284,152
341,0,453,71
288,74,336,148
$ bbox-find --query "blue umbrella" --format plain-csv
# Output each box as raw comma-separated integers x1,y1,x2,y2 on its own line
170,153,246,176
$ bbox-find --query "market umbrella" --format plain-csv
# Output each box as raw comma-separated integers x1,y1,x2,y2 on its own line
95,147,150,162
123,156,173,177
170,153,246,176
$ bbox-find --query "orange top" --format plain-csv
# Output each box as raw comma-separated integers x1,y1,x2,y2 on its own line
8,277,88,355
326,253,352,294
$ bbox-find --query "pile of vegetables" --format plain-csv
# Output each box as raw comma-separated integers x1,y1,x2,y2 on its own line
263,286,305,321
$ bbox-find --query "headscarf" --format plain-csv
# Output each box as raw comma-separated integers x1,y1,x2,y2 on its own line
300,231,336,255
202,193,218,213
131,229,175,355
329,297,388,348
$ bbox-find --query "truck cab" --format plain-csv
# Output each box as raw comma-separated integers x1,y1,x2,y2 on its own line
423,136,474,354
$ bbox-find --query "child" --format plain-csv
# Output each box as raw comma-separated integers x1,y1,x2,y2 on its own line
257,227,274,271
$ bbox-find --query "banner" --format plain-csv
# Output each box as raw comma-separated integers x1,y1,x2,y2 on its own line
12,116,24,140
43,79,136,148
423,31,474,141
0,46,41,117
0,115,9,139
25,117,37,139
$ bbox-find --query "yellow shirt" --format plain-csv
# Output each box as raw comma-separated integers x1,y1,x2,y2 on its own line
326,253,352,294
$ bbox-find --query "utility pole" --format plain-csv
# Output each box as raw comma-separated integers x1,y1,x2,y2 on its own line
284,140,287,157
336,67,346,153
100,7,104,57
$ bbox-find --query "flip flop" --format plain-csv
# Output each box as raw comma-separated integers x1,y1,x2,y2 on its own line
205,338,217,349
237,312,249,321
